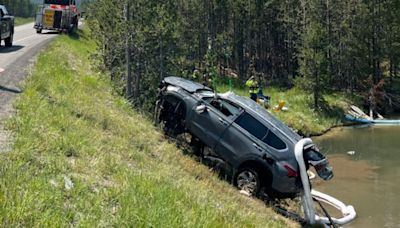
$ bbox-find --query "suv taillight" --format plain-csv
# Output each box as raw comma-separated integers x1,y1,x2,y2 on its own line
283,163,298,178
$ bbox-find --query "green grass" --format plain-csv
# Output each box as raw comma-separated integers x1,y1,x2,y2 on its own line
0,30,294,227
217,83,353,136
15,17,34,26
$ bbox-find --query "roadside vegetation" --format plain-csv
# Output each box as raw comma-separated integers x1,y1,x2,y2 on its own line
15,17,34,26
0,0,35,18
87,0,400,121
0,0,35,26
0,30,294,227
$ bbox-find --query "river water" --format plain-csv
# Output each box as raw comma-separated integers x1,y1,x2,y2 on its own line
313,125,400,228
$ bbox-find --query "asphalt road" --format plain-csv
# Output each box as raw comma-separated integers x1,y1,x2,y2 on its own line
0,23,57,152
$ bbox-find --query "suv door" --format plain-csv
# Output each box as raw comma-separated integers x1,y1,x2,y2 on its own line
190,98,241,149
215,111,269,166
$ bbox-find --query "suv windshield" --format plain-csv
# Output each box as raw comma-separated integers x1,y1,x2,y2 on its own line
44,0,71,5
209,98,241,118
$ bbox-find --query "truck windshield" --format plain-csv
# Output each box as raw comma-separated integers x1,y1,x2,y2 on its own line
44,0,71,5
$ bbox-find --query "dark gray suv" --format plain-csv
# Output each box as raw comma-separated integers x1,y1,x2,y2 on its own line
155,77,332,199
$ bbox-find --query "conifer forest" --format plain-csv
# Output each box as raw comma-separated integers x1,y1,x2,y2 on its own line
5,0,400,113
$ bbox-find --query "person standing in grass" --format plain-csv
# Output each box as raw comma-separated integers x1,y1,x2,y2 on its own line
246,76,259,101
192,68,200,81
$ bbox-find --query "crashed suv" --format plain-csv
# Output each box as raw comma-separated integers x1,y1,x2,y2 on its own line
155,77,333,199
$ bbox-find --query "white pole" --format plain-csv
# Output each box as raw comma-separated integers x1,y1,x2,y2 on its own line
294,138,315,224
294,138,357,226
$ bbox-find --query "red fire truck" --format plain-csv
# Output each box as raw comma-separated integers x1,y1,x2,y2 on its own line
34,0,79,34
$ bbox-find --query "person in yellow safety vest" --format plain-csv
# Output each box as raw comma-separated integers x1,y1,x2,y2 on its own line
192,69,200,80
245,76,259,101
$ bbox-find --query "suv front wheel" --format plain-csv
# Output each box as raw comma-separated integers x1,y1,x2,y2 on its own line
5,32,13,47
154,97,186,137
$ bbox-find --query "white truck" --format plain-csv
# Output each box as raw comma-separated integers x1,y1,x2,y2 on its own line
34,0,79,34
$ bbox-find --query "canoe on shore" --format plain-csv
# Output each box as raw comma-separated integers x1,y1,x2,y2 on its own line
345,114,400,125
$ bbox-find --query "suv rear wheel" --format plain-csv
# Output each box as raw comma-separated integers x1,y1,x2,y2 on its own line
235,168,261,196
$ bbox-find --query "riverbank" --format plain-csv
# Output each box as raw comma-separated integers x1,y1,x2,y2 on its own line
217,84,355,136
0,30,295,227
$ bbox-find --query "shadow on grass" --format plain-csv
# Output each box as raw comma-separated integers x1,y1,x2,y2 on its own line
68,31,80,40
68,29,87,40
316,97,344,119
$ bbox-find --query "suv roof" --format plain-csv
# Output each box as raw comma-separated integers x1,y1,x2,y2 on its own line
164,76,212,93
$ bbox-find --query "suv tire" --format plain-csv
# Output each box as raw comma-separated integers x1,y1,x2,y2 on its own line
235,167,261,196
155,97,186,137
4,32,13,47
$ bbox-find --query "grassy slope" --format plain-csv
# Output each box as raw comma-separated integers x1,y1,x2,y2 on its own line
0,31,295,227
218,84,353,136
15,17,34,26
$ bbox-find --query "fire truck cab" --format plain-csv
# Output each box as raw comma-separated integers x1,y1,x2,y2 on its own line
34,0,79,34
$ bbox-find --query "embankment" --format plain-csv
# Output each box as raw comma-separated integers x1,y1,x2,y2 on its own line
0,30,295,227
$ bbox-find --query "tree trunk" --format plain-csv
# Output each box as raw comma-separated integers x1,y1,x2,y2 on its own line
159,35,164,81
125,1,133,100
134,52,141,102
314,52,319,109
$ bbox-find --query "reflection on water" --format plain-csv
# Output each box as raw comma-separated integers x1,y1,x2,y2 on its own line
313,126,400,228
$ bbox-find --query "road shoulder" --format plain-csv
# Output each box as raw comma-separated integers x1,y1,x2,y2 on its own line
0,38,55,153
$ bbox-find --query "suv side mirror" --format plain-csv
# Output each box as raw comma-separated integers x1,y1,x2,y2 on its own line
196,104,207,113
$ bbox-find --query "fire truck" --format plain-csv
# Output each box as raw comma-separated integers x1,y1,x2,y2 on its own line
34,0,79,34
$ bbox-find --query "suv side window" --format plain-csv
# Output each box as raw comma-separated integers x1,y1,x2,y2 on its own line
234,112,268,140
263,131,287,150
235,112,287,150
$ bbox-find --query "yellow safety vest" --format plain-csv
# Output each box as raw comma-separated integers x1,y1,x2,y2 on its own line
246,79,258,93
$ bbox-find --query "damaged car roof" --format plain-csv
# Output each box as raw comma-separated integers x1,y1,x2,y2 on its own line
164,76,212,93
